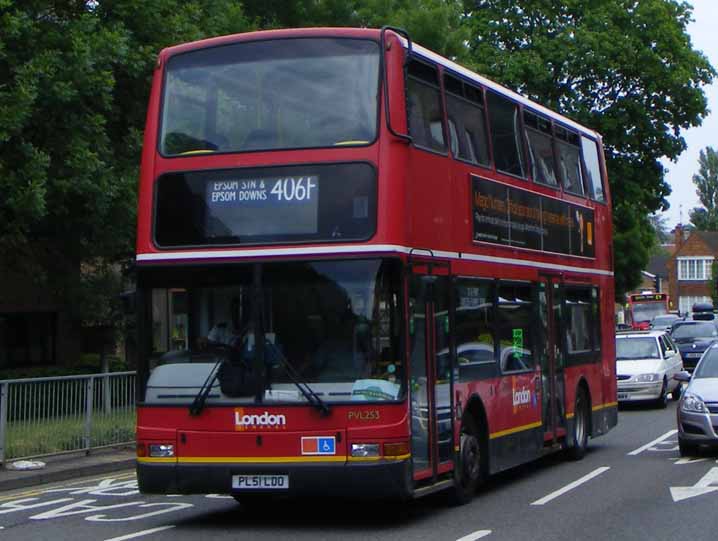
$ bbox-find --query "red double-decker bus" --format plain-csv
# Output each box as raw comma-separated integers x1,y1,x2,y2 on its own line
135,27,616,503
627,293,669,330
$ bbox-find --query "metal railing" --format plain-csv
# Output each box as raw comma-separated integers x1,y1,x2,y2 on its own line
0,372,136,465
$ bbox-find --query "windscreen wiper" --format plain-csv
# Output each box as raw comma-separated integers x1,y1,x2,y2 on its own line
269,347,330,417
189,358,223,416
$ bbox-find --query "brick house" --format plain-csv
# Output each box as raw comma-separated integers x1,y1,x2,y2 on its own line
667,225,718,315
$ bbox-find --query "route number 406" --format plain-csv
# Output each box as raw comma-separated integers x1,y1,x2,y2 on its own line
270,177,317,201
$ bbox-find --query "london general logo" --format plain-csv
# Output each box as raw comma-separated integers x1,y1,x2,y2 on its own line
234,408,287,431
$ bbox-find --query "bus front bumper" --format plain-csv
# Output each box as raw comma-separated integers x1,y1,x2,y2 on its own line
137,459,412,500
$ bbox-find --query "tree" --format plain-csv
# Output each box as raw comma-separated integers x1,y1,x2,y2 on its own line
241,0,470,59
689,146,718,230
0,1,253,327
649,213,671,246
461,0,715,298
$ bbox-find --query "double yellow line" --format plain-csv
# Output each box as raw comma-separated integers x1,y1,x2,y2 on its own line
0,470,136,502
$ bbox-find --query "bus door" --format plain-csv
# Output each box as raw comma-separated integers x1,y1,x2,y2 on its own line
538,277,566,444
408,261,454,483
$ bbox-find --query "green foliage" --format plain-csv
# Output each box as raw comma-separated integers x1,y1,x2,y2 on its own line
711,261,718,308
241,0,469,59
0,1,253,326
649,213,671,246
689,147,718,230
6,408,135,460
0,355,127,380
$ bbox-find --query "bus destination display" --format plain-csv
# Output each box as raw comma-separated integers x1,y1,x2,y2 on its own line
472,175,595,258
631,294,666,302
206,175,319,237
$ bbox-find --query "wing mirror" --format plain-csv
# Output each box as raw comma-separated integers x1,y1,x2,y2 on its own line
673,371,692,383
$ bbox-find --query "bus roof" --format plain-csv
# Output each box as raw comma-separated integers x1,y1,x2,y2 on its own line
408,41,601,140
158,27,601,142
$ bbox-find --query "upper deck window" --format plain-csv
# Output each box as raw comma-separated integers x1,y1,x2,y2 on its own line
444,74,490,166
486,91,525,178
406,60,446,153
159,38,380,156
555,126,584,195
524,111,558,187
581,136,606,202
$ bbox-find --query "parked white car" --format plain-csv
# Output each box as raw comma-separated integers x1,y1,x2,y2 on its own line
616,330,684,408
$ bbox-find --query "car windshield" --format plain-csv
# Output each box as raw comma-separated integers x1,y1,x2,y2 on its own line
694,348,718,378
632,302,666,323
160,38,380,155
615,337,659,360
671,323,718,339
142,259,403,404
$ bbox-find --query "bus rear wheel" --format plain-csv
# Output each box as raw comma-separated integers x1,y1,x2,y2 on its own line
449,416,485,505
566,388,589,460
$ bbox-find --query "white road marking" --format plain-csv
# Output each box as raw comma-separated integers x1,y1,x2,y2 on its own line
103,525,175,541
456,530,492,541
670,467,718,502
627,429,677,455
671,457,708,465
531,467,610,506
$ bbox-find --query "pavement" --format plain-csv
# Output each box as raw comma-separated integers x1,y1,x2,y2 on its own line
0,446,136,492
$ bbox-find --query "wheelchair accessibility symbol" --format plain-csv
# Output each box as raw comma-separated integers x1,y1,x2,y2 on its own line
301,436,336,455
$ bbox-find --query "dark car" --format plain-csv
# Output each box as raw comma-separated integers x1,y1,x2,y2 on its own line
674,343,718,456
670,321,718,372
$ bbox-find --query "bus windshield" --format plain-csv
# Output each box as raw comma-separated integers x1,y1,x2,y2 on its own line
160,37,380,155
632,302,666,323
143,259,403,404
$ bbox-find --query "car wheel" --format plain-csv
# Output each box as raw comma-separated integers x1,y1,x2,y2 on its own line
678,439,698,457
566,388,589,460
671,382,682,401
449,415,485,505
655,379,668,409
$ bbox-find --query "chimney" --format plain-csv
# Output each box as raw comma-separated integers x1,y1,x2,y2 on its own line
674,224,684,250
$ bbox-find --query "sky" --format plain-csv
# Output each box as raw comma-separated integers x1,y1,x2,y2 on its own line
659,0,718,229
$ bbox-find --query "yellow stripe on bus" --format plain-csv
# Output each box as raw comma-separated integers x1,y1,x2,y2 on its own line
139,454,411,465
592,402,618,411
489,421,543,440
566,401,618,418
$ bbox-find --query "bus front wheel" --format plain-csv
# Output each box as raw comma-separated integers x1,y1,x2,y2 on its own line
449,416,485,505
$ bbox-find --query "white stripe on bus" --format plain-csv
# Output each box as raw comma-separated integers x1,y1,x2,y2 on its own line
137,244,613,277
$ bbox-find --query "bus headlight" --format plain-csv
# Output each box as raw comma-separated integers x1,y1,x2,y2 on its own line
351,443,380,458
148,444,175,457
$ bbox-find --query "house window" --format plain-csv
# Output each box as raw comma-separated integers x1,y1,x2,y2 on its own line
677,258,713,281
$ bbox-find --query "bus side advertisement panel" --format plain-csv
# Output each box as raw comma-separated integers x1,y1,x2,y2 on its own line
471,175,595,258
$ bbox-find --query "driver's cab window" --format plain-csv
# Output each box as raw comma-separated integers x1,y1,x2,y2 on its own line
152,288,189,353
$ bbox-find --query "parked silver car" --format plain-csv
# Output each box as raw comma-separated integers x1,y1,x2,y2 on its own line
616,330,683,408
674,343,718,456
